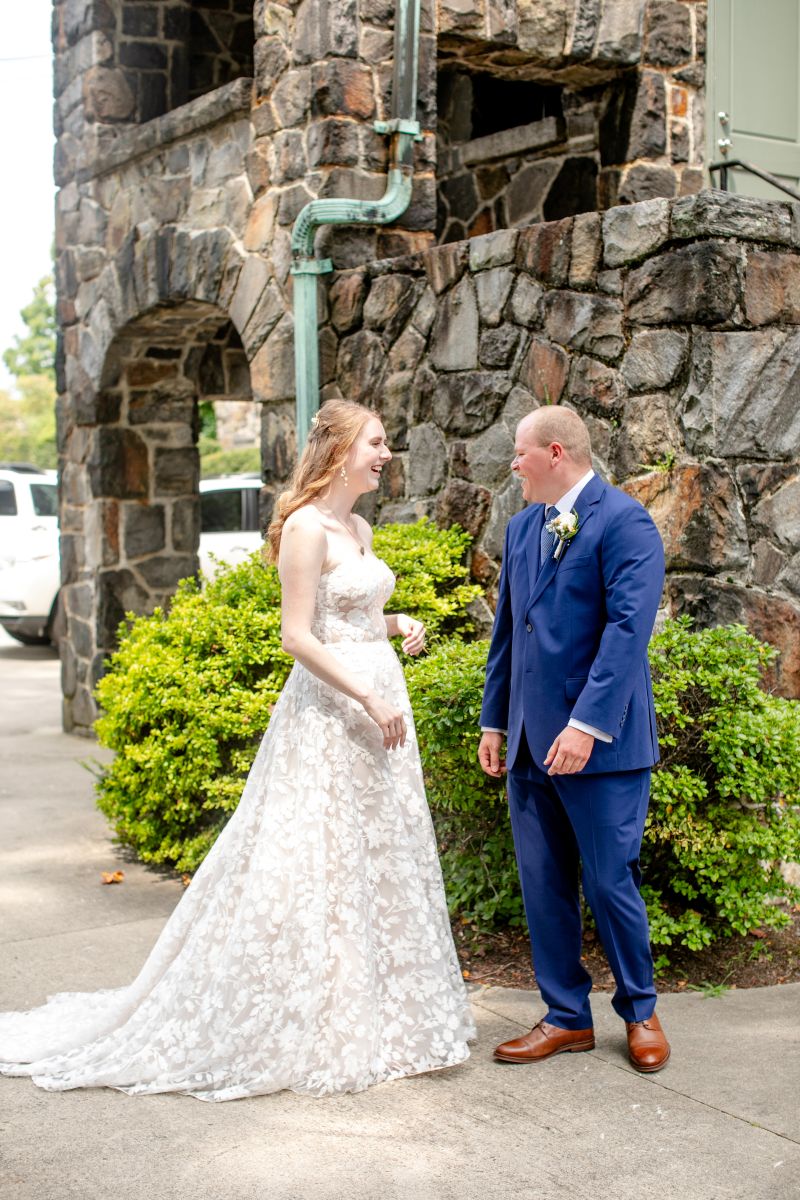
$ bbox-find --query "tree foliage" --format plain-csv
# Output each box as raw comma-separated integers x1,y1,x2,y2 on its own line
3,275,56,381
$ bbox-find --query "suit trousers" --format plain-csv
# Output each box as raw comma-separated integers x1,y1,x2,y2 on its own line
507,729,657,1029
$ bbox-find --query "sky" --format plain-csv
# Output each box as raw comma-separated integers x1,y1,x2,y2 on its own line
0,2,56,390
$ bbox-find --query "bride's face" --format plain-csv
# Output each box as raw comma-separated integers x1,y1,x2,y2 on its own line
345,417,392,493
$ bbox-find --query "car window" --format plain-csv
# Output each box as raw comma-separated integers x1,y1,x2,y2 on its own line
30,483,58,517
0,480,17,516
201,490,243,533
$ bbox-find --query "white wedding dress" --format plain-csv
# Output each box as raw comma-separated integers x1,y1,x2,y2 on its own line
0,554,475,1101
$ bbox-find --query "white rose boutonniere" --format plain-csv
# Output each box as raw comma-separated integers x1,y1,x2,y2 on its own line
546,508,580,560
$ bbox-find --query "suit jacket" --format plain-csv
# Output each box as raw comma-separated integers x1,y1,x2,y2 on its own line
480,474,665,776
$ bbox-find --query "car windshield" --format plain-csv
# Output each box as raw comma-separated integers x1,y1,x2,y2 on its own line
0,480,17,516
30,483,58,517
201,490,243,533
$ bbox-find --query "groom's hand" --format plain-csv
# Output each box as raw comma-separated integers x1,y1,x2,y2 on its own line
545,727,594,775
478,732,506,778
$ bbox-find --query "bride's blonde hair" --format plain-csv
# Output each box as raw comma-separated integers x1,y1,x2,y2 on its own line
266,398,378,561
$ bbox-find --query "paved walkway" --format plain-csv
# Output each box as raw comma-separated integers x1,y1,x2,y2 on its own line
1,630,799,1200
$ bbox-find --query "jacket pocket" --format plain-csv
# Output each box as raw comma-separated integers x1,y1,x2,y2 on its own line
558,553,594,572
565,676,589,701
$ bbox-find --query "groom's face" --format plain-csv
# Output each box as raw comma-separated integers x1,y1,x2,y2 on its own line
512,425,554,504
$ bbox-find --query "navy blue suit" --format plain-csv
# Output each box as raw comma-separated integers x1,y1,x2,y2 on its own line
480,473,665,1028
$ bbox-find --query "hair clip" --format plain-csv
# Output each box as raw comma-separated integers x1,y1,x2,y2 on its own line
310,413,320,429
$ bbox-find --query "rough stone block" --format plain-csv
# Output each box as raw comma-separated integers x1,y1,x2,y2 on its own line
569,212,602,287
432,372,511,436
506,275,544,326
482,477,527,560
466,422,516,488
251,315,296,402
595,0,646,63
524,336,570,403
135,555,197,590
621,329,689,391
407,422,447,495
543,291,624,361
624,242,743,325
329,271,367,334
665,578,800,698
671,191,794,246
171,498,201,554
123,502,166,559
744,249,800,326
602,198,671,267
380,371,413,448
479,324,523,368
619,165,677,203
681,329,800,459
96,568,150,650
388,326,426,373
611,393,681,479
624,463,749,570
82,66,135,121
154,448,199,498
336,329,387,403
753,478,800,553
469,228,519,271
89,428,149,499
475,267,516,327
516,218,572,286
363,275,420,345
436,478,492,538
644,1,692,65
310,60,375,120
253,36,290,97
307,118,360,168
568,355,625,415
422,241,469,295
429,277,479,370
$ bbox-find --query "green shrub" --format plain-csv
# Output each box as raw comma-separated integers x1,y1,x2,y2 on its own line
422,621,800,951
93,521,479,870
405,640,522,928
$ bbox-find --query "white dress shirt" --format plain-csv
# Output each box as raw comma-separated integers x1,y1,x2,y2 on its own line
482,468,613,745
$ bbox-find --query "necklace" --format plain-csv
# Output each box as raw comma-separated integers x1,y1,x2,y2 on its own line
318,505,365,555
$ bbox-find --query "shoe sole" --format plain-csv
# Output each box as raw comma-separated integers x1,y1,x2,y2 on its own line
494,1040,596,1063
629,1047,671,1073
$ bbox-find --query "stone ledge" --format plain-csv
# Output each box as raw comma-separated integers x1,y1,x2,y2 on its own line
79,79,254,182
460,116,564,166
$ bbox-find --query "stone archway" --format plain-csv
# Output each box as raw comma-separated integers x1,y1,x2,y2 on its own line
60,298,255,734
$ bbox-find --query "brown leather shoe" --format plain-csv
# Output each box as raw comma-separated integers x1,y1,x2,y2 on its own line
494,1020,595,1063
625,1012,670,1072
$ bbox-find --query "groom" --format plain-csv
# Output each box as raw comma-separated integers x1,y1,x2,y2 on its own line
478,406,670,1072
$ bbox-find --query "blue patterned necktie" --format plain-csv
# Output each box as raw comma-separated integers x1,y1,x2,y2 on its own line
540,505,557,568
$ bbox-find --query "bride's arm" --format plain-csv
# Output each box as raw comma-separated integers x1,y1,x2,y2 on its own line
278,510,407,747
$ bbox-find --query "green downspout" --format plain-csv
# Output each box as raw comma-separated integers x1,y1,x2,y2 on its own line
291,0,423,450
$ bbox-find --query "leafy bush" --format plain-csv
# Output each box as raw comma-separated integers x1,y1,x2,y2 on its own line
405,640,521,928
409,619,800,952
93,521,479,870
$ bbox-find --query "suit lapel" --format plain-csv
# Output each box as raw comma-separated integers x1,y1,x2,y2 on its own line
527,474,606,607
525,506,546,595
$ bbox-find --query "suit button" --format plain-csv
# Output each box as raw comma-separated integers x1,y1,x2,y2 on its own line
526,623,532,632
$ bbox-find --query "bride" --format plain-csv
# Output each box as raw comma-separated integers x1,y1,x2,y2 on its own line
0,399,475,1101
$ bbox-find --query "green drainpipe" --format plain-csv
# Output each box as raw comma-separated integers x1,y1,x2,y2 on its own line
291,0,423,450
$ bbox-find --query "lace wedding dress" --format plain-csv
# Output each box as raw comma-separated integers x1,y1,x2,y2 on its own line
0,554,475,1101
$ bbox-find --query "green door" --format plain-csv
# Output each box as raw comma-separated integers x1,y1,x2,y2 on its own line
708,0,800,198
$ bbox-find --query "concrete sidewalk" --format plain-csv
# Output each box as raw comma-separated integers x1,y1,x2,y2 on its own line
1,630,799,1200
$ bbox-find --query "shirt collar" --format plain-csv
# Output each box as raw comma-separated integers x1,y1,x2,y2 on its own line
553,468,595,516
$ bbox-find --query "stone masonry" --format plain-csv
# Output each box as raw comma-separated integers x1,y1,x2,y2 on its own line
52,0,799,733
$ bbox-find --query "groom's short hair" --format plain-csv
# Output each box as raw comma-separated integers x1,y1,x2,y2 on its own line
528,406,592,465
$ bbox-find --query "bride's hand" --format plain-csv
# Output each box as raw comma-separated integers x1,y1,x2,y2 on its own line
396,614,425,656
363,691,407,750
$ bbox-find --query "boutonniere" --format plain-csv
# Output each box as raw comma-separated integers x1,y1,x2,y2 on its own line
546,508,580,560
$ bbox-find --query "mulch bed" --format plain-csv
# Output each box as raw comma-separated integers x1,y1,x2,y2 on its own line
453,905,800,993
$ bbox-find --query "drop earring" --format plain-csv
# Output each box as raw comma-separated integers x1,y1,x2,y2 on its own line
340,465,348,487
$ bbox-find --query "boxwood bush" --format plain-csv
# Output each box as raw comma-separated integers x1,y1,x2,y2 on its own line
93,520,480,871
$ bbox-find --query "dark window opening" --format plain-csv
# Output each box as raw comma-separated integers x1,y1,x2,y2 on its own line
437,70,564,144
201,489,259,534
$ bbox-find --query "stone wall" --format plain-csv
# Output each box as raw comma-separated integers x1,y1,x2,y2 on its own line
436,0,706,240
310,190,800,696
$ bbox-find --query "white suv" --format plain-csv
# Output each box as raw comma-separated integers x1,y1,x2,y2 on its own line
0,465,61,644
0,468,264,645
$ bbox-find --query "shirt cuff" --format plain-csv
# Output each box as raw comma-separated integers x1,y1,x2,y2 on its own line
568,718,612,744
481,727,507,735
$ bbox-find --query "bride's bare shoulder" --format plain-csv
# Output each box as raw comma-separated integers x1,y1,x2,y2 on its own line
283,504,325,534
